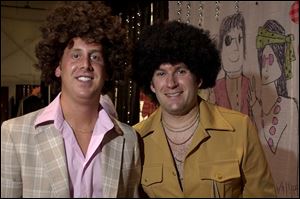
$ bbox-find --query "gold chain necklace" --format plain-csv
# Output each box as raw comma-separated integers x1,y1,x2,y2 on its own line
162,111,199,133
162,113,199,145
165,129,196,145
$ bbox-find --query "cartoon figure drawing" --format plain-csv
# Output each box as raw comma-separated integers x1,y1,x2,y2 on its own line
212,12,253,119
250,19,298,197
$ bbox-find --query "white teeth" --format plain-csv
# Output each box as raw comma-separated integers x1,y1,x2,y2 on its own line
167,92,180,97
78,76,92,81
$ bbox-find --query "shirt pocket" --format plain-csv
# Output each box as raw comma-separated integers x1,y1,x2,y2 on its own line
199,160,242,197
141,164,163,187
140,164,163,197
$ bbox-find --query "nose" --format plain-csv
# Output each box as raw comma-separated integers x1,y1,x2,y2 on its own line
166,74,178,88
262,60,269,72
81,56,93,71
232,38,239,50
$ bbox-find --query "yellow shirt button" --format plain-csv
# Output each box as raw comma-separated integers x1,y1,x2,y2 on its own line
216,173,223,180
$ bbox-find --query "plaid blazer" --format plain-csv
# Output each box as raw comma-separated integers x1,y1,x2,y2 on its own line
1,109,141,198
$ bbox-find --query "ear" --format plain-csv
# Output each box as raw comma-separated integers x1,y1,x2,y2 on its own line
55,66,61,77
197,79,203,88
150,81,156,93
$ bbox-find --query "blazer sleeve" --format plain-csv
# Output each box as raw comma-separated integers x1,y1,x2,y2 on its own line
1,120,23,198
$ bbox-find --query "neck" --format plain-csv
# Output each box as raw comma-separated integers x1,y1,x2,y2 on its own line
261,83,279,114
162,105,199,131
60,94,100,133
226,69,242,79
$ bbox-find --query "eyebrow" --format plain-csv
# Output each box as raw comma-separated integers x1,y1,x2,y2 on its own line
70,48,102,53
174,63,188,68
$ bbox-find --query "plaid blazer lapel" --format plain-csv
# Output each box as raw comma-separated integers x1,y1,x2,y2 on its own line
35,124,70,197
100,129,124,198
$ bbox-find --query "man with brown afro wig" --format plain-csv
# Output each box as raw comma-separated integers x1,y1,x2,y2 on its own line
1,1,141,197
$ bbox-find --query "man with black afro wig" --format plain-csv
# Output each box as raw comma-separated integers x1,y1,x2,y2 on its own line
132,20,276,198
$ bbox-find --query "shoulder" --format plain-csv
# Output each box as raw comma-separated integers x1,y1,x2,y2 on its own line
112,119,138,141
201,100,254,130
117,121,135,133
1,109,44,141
204,99,247,117
2,110,43,128
133,109,161,137
216,104,248,118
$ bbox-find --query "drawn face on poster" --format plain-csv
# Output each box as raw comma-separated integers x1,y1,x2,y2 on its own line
256,19,295,96
261,45,281,85
218,12,246,77
221,27,244,74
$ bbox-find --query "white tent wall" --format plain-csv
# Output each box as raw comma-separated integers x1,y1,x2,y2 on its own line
1,1,59,100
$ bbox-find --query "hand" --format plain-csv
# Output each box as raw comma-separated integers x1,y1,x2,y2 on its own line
248,76,259,107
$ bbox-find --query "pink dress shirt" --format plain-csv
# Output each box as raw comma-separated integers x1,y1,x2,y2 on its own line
34,93,114,197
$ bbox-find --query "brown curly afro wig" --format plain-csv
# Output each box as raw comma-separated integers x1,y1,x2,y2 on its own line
34,1,130,94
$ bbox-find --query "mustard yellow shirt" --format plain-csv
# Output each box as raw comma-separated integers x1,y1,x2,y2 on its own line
134,99,276,198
